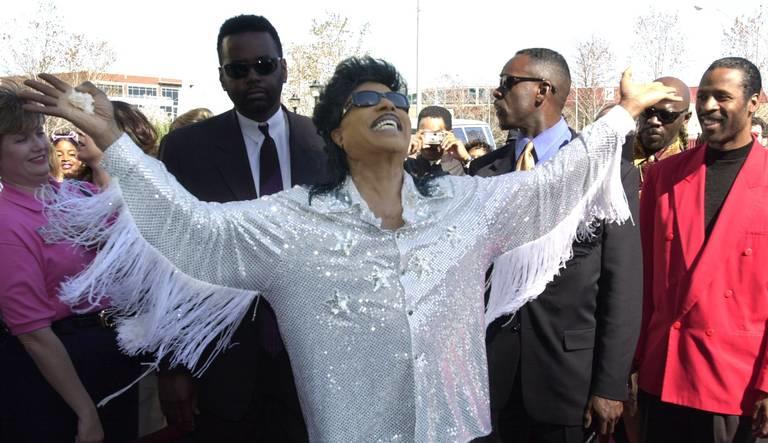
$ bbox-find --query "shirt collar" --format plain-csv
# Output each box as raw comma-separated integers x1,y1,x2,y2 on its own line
515,117,571,164
311,173,454,227
236,107,286,139
0,178,58,212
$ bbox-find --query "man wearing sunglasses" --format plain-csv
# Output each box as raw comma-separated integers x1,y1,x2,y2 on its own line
472,48,642,443
635,57,768,443
632,77,692,187
158,14,327,443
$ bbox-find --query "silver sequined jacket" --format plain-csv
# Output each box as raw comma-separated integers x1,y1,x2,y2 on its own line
45,107,634,442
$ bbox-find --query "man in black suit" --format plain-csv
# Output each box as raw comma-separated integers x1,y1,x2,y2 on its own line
471,48,642,443
158,15,327,443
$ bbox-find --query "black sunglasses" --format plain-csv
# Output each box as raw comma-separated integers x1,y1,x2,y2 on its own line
641,107,686,124
498,74,557,95
342,91,410,117
221,57,281,79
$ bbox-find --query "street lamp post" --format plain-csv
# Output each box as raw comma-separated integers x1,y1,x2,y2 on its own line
310,80,322,106
288,93,300,113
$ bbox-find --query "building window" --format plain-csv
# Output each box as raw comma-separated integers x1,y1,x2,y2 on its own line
127,86,158,98
161,86,180,119
96,83,123,97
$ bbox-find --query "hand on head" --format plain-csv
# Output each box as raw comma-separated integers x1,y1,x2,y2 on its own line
19,74,123,150
618,68,684,118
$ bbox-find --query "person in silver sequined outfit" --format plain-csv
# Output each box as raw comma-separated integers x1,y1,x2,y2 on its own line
22,58,678,442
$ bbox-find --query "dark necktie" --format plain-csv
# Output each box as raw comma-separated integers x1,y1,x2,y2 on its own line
258,124,283,197
256,123,285,356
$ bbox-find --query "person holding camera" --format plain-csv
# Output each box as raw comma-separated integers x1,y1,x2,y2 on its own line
406,105,471,177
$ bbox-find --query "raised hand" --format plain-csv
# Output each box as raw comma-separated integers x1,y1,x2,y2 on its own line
618,68,683,118
19,74,123,150
441,132,471,163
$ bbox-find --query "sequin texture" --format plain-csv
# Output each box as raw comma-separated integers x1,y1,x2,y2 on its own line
94,108,634,442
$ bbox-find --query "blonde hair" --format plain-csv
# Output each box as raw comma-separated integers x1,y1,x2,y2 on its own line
169,108,214,132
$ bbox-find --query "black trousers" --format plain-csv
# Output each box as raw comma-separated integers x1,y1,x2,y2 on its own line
184,348,307,443
0,324,140,443
483,316,586,443
638,390,765,443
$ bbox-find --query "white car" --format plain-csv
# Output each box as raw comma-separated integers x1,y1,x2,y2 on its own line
451,119,496,150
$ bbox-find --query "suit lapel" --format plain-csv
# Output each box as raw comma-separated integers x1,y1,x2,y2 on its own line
680,140,768,316
287,108,308,186
212,110,258,200
672,146,706,270
476,144,515,177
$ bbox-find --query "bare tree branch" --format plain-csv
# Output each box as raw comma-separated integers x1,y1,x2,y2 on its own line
631,10,685,80
721,5,768,86
567,35,617,129
282,12,370,116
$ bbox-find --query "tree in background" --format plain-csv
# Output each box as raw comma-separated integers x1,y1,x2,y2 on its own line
0,0,116,131
720,5,768,90
283,12,370,116
0,0,115,82
567,35,617,130
630,10,685,81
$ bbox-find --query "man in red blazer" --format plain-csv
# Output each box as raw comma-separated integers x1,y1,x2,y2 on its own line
636,56,768,443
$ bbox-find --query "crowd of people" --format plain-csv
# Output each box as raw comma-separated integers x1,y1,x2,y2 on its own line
0,12,766,443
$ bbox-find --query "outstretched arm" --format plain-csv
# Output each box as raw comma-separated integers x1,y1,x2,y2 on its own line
478,69,679,323
21,75,288,372
21,75,281,291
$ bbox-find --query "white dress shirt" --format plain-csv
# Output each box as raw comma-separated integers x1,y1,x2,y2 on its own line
236,107,292,195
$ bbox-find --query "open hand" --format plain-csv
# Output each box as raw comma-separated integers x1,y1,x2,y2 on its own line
618,68,683,118
19,74,122,150
441,132,471,163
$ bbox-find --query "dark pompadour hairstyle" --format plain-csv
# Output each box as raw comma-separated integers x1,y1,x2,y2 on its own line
418,106,453,130
706,57,762,98
515,47,572,98
216,15,283,62
309,56,443,200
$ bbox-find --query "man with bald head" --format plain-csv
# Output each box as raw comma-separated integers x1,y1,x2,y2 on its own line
633,76,692,186
473,48,642,442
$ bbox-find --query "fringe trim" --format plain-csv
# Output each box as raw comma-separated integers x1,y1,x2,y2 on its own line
39,180,257,376
485,127,631,326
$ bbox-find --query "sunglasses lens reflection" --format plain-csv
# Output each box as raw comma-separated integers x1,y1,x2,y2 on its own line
351,91,409,111
224,58,279,79
643,108,682,124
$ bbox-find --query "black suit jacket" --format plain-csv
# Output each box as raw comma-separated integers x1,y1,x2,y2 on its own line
476,138,642,426
158,108,327,426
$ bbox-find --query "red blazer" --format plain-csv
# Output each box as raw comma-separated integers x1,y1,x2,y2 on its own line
636,139,768,415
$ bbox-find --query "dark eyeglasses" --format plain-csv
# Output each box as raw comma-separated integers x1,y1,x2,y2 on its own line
51,131,78,143
641,107,686,124
221,57,281,79
498,74,557,95
342,91,410,117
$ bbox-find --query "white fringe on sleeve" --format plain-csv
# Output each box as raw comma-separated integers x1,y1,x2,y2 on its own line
485,123,631,326
39,180,258,376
